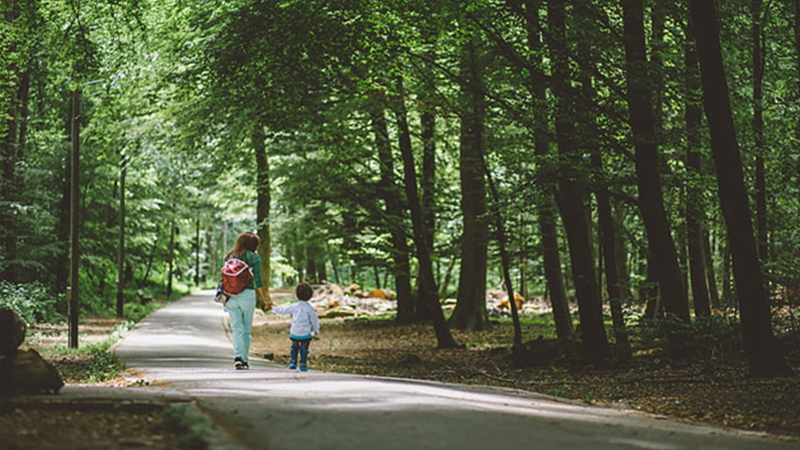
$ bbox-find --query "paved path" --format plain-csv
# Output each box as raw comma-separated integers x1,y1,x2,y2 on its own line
114,291,799,450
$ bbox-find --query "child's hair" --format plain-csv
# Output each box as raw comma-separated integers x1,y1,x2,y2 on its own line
296,282,313,301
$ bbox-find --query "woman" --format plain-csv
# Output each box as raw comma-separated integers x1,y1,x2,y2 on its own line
224,231,270,369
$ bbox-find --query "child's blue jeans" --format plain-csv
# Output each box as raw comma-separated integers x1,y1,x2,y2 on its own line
290,338,311,366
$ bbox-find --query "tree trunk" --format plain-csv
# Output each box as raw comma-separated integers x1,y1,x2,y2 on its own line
523,0,573,338
116,152,127,318
796,0,800,140
370,94,414,324
595,156,632,360
253,126,271,304
484,166,523,346
548,0,610,362
393,75,460,349
703,230,721,308
690,0,791,376
576,11,631,359
752,0,768,265
622,0,691,329
167,220,175,298
685,17,711,317
451,35,490,331
0,2,24,282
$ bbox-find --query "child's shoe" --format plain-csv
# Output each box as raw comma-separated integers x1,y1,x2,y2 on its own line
299,365,308,372
288,362,297,370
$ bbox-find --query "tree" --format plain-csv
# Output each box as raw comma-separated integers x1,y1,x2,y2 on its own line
509,0,573,338
547,0,611,363
451,33,490,331
253,125,271,304
393,74,460,349
690,0,791,377
369,90,415,323
621,0,691,333
684,15,712,317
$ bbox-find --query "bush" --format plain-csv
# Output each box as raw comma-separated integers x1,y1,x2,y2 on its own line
0,281,61,326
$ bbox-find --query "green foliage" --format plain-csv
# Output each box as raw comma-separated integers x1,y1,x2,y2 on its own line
0,282,61,325
123,300,163,323
160,404,211,450
690,314,743,358
631,313,742,360
48,322,131,355
37,322,131,382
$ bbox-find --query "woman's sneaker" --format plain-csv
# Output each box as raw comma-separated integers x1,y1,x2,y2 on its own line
234,358,245,370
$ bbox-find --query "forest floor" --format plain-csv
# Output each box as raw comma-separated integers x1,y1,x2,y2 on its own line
2,300,799,449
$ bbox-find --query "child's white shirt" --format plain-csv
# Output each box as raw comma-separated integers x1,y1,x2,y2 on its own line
272,301,320,339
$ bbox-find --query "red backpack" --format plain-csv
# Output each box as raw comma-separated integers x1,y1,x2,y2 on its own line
221,257,253,296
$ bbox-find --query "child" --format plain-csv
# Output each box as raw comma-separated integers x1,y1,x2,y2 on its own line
271,282,320,371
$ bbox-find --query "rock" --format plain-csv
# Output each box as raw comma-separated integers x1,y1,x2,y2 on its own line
497,293,525,310
1,348,64,396
0,308,26,357
369,289,387,300
318,308,358,319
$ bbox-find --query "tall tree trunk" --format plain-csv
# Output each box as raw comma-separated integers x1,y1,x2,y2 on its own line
116,152,127,318
1,4,23,281
417,29,439,321
370,94,414,324
575,9,631,359
622,0,691,330
548,0,611,362
595,157,632,360
167,219,175,298
690,0,791,376
484,166,523,346
796,0,800,140
452,36,490,331
703,230,721,308
522,0,573,338
253,125,271,304
752,0,768,265
393,75,460,349
685,16,711,317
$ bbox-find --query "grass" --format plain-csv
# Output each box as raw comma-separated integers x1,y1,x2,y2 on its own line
160,404,212,450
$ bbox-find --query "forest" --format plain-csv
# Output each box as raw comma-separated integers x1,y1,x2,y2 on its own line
1,0,799,377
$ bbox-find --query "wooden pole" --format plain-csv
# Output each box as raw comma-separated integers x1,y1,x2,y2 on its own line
68,89,80,348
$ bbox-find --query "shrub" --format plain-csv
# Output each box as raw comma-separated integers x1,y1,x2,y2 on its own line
0,281,61,326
